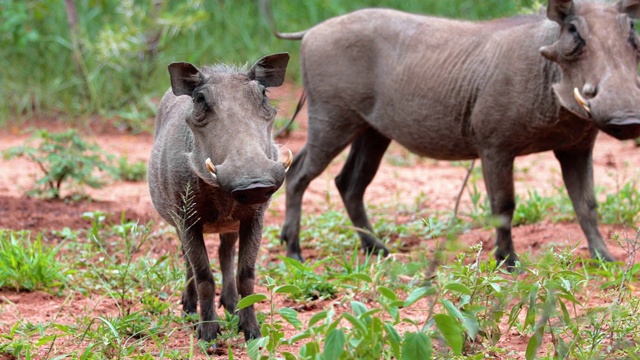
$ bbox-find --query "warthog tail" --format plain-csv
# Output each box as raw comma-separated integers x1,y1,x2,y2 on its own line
260,0,307,40
274,90,306,138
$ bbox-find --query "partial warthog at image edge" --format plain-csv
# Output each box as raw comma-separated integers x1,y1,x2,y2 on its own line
265,0,640,268
148,53,292,344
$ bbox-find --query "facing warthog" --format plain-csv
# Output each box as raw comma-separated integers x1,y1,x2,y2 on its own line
148,53,291,343
265,0,640,268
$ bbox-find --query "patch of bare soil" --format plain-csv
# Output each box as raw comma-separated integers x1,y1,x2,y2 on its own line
1,84,639,359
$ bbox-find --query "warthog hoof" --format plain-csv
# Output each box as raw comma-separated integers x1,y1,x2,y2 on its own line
287,251,305,263
591,247,617,263
495,251,520,272
238,323,262,342
197,321,221,342
363,243,390,258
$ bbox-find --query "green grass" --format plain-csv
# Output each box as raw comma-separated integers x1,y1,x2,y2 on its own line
1,153,640,358
0,231,68,292
0,207,639,358
0,0,536,126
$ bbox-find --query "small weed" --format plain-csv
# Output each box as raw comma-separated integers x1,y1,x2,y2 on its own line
112,155,147,182
300,210,359,255
266,256,338,302
513,190,555,226
599,181,640,225
2,129,114,199
0,230,68,292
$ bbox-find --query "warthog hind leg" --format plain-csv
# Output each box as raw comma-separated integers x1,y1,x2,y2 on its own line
335,126,391,257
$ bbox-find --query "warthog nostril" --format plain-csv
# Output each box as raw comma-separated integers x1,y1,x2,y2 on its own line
582,83,597,99
232,183,279,205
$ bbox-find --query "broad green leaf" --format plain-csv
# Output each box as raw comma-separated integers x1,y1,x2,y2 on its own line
525,326,544,360
444,282,472,295
279,308,303,330
461,313,480,340
385,323,402,359
247,336,269,360
361,308,383,319
441,299,463,320
404,286,435,307
347,273,373,283
282,352,297,360
387,304,400,323
275,285,302,295
378,286,398,301
525,284,539,329
237,294,267,310
308,310,329,327
402,331,433,360
322,329,345,360
279,255,309,271
350,301,368,316
299,341,320,358
434,314,463,355
342,313,367,334
441,299,479,339
289,332,312,344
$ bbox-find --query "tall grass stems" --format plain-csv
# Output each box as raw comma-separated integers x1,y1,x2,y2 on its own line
1,0,535,126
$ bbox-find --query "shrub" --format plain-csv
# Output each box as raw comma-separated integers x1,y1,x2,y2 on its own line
3,129,114,199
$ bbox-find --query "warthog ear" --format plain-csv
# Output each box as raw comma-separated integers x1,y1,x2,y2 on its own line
168,62,204,97
547,0,574,24
618,0,640,19
248,52,290,88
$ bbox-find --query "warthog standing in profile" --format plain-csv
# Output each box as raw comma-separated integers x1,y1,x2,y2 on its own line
265,0,640,268
148,53,292,343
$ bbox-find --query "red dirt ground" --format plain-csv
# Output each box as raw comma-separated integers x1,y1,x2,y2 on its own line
1,84,639,358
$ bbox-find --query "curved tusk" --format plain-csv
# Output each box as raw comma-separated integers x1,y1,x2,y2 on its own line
205,158,218,180
283,149,293,173
573,87,591,115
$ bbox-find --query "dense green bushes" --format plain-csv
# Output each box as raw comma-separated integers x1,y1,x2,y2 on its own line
0,0,535,126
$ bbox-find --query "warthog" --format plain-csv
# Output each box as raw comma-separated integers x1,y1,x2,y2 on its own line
148,53,292,343
265,0,640,268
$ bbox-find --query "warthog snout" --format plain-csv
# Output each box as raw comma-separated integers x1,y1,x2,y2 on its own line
232,182,280,205
601,112,640,140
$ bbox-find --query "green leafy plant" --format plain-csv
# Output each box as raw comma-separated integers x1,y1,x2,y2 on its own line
512,190,555,226
599,181,640,225
0,230,68,292
3,129,114,199
112,155,147,182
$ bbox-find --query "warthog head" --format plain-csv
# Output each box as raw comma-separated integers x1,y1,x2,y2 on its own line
541,0,640,139
168,53,292,205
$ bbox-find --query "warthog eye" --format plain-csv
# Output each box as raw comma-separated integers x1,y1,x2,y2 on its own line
258,84,267,97
565,23,585,57
194,92,206,104
629,21,640,51
191,91,210,124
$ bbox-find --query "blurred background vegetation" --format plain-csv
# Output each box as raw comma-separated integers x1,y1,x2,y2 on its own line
0,0,537,130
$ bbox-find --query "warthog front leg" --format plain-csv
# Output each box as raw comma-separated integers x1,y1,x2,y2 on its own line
335,127,391,257
181,227,220,341
554,148,615,262
481,152,518,269
181,246,197,316
218,232,239,314
236,218,264,341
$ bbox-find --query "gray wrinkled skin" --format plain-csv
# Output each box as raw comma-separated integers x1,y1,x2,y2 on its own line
276,0,640,268
148,53,289,342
